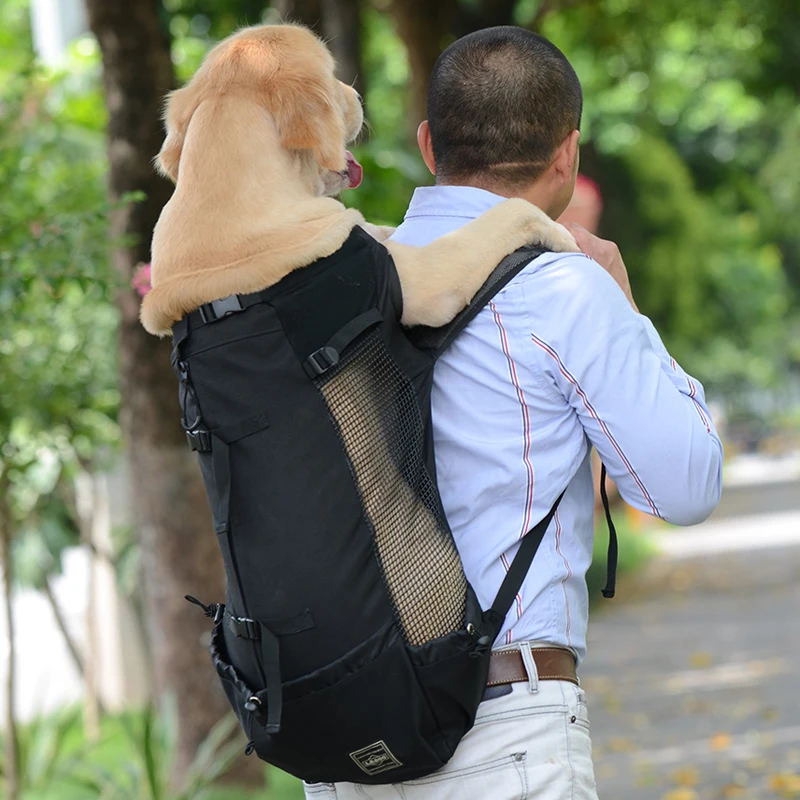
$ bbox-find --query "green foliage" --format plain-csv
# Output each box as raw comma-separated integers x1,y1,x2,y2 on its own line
72,707,247,800
0,707,89,794
531,0,800,393
596,133,790,390
0,2,119,592
8,707,299,800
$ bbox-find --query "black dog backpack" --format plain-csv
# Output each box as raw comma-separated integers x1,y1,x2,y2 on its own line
172,226,617,785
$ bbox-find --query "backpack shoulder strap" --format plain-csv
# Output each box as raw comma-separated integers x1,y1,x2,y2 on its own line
407,244,547,358
482,490,564,636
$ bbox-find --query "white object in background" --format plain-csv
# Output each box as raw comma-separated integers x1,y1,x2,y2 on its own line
30,0,88,68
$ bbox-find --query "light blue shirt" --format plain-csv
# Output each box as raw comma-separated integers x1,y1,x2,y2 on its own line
391,186,723,663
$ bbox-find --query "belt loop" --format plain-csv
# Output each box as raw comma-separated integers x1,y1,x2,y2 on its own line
519,642,539,693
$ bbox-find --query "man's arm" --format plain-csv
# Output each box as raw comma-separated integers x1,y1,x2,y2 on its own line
523,246,723,525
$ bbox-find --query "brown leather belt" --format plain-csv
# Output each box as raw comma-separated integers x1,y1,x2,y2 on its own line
487,647,578,687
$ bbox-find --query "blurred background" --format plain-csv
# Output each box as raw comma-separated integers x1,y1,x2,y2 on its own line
1,0,799,798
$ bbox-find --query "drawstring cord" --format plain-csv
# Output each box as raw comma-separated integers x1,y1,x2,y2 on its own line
185,594,224,622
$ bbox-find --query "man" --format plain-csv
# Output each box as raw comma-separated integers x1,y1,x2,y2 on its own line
322,26,723,800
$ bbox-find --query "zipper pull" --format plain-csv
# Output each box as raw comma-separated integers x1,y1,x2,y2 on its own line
467,623,491,657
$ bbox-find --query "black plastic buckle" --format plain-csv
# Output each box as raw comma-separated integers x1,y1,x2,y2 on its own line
199,295,244,324
229,615,261,640
304,346,339,378
186,429,212,452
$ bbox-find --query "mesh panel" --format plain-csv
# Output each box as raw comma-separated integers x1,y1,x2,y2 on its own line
317,330,467,646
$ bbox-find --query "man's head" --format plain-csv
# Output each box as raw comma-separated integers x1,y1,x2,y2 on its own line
418,26,582,218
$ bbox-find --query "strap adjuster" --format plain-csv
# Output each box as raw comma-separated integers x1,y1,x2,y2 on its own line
229,615,261,640
304,346,339,378
186,429,212,452
199,295,244,324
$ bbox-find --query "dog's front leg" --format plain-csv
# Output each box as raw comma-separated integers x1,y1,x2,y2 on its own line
385,198,579,327
360,221,396,243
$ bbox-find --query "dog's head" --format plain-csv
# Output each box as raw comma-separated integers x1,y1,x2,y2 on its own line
156,24,363,195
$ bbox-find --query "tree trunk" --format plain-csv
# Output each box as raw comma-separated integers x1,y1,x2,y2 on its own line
84,0,262,788
42,576,87,681
75,471,101,741
387,0,519,128
273,0,322,28
0,481,19,800
387,0,458,126
319,0,365,98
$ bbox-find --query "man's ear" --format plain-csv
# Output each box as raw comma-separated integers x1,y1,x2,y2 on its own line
553,130,580,184
155,87,194,183
417,120,436,176
271,76,346,172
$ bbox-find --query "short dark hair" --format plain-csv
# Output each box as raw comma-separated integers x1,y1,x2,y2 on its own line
427,27,582,187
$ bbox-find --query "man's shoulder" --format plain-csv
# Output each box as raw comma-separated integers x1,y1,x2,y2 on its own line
511,249,619,299
494,248,637,342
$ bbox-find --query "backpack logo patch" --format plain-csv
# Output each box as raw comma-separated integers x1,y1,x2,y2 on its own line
349,740,403,775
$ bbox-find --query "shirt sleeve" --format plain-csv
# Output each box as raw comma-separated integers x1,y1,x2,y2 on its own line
522,254,723,526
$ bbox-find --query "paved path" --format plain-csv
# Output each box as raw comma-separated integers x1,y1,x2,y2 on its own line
581,512,800,799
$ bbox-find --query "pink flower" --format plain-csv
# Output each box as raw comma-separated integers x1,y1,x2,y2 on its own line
132,263,152,297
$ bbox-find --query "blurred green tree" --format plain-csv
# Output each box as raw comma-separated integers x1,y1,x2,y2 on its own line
83,0,263,788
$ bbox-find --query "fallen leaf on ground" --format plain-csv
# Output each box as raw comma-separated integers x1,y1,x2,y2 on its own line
767,772,800,797
690,651,713,668
671,766,700,786
710,732,732,751
719,783,747,800
661,789,698,800
719,784,746,798
607,736,637,752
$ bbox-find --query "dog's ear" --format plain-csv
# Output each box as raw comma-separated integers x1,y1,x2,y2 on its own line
271,76,347,173
155,87,193,183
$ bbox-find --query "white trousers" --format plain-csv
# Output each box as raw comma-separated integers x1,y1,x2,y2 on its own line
304,678,600,799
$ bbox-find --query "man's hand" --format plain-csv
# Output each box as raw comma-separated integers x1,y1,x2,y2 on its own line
562,222,638,312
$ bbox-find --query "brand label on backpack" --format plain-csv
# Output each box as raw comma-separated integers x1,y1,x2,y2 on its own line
349,740,403,775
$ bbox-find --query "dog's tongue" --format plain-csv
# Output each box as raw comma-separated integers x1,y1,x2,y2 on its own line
346,150,363,189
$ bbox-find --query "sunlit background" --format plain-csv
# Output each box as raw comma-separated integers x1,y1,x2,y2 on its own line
1,0,799,798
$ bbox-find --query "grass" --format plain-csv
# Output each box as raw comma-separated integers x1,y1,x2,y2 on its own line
13,707,304,800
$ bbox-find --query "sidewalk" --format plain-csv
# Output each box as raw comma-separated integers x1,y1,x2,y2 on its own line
582,509,800,799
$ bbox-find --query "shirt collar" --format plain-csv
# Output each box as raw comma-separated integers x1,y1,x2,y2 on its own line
403,185,507,222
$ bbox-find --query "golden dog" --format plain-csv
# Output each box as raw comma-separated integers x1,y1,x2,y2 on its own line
140,23,578,336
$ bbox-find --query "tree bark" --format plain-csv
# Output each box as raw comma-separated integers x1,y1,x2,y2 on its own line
273,0,322,28
387,0,525,128
84,0,261,788
74,471,101,741
43,576,87,682
387,0,458,126
319,0,365,98
0,481,19,800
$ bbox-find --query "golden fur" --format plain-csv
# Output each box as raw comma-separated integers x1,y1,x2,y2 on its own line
141,24,579,337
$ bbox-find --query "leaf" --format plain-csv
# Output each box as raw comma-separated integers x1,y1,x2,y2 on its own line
689,651,713,668
767,773,800,797
671,766,700,786
719,784,747,798
142,707,161,800
661,789,698,800
607,736,638,752
709,732,732,751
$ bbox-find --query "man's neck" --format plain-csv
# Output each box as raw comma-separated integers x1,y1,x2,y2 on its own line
434,177,559,218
